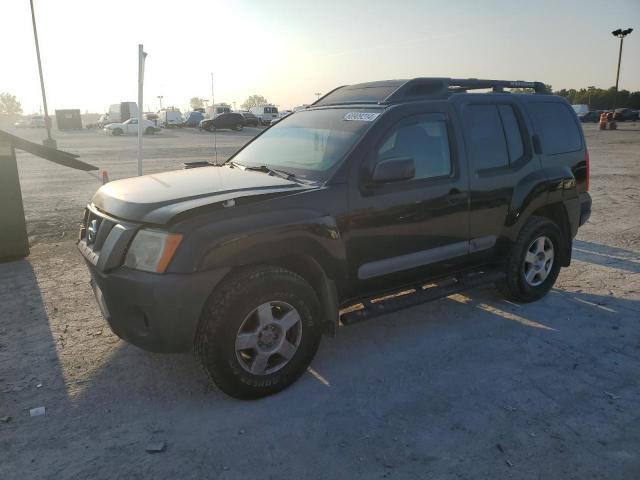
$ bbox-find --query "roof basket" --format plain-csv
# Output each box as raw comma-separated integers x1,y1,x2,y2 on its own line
312,77,547,107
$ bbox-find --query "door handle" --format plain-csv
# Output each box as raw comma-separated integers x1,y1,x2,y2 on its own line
446,188,467,206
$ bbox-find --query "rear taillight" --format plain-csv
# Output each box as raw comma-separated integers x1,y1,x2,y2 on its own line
585,150,590,191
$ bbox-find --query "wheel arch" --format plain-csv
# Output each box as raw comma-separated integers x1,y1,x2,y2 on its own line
529,203,572,266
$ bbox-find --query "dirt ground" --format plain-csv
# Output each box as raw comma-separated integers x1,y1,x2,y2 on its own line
1,124,639,479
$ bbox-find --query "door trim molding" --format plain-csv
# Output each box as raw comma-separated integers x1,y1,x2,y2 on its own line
357,235,496,280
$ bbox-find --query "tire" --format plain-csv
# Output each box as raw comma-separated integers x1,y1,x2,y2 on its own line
145,127,154,135
495,216,563,303
195,266,323,399
112,128,123,136
234,123,243,131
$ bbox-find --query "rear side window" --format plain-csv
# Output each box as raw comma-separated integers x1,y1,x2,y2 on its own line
528,102,582,155
464,105,509,169
498,105,524,162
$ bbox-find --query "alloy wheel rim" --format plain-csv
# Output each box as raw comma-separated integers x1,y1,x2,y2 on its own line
523,235,554,287
235,301,303,376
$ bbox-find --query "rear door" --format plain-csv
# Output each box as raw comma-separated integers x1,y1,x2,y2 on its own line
457,96,538,262
346,103,470,297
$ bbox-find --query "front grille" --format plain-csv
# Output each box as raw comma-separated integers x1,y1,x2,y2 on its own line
80,207,115,252
78,206,138,272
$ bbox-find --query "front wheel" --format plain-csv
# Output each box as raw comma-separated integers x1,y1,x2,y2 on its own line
234,123,244,131
112,128,123,136
145,127,154,135
496,216,563,303
195,266,323,399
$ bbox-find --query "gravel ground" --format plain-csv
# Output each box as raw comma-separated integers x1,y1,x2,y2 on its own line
0,123,639,479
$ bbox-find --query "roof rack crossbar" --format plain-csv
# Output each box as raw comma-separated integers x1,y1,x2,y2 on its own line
383,78,546,103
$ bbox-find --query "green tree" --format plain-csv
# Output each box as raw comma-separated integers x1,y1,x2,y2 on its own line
190,97,205,110
241,95,269,110
0,93,23,115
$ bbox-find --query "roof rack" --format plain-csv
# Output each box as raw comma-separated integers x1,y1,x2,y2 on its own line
312,77,547,107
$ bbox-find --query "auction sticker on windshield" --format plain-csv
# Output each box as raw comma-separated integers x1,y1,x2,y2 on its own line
343,112,381,122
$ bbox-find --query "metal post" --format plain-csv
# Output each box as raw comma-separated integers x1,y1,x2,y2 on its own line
137,44,146,176
612,36,624,113
29,0,55,149
211,72,216,105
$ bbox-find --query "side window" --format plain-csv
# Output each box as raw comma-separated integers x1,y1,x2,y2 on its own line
528,102,582,155
498,105,524,162
376,117,451,180
464,105,509,169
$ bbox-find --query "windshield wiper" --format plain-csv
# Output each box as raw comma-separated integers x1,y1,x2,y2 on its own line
227,161,310,183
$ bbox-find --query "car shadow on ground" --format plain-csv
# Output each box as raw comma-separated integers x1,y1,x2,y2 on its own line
573,240,640,273
3,252,639,478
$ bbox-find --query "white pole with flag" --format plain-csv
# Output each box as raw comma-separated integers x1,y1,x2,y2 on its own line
137,44,147,176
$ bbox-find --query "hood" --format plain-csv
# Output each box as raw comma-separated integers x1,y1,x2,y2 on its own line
92,165,308,224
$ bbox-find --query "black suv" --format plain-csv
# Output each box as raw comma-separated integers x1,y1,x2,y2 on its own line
78,78,592,399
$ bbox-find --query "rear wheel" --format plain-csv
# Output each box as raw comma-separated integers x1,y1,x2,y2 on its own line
145,127,154,135
234,123,244,131
195,266,323,399
496,216,563,302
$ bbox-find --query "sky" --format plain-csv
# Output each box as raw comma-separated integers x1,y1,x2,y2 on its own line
2,0,639,114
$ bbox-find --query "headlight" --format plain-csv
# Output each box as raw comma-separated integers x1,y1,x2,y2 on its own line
124,229,183,273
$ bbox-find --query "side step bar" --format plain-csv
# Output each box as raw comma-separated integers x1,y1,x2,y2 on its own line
340,269,505,326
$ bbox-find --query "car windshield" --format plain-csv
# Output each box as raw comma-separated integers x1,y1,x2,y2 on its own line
229,108,381,180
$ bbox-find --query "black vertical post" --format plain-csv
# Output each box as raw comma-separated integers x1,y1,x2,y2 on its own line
0,139,30,262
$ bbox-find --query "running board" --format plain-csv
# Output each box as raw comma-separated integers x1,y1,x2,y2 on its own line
340,269,505,326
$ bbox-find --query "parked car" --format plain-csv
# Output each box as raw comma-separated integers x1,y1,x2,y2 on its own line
27,115,46,128
238,111,259,127
249,105,279,125
183,111,205,127
104,118,159,135
613,108,639,122
205,104,232,119
79,77,591,399
14,119,28,128
579,110,603,123
199,112,245,131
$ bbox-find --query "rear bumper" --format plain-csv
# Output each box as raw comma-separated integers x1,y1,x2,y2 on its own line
579,192,592,226
85,260,229,353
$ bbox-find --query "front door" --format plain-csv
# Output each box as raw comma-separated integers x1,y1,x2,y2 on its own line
346,106,470,297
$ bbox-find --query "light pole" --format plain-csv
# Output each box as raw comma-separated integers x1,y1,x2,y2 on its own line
587,86,595,108
157,95,163,111
315,92,322,101
611,28,633,115
29,0,55,149
211,73,215,105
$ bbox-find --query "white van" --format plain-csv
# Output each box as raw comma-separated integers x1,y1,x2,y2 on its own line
159,108,183,128
206,104,232,119
249,105,279,125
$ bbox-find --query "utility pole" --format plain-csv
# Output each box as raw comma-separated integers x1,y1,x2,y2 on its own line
157,95,163,111
29,0,55,148
315,92,322,101
611,28,633,115
587,86,595,108
137,44,147,176
211,73,215,106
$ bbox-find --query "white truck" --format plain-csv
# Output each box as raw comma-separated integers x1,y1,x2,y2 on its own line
205,103,232,119
158,108,184,128
100,102,139,126
249,105,279,125
103,118,159,136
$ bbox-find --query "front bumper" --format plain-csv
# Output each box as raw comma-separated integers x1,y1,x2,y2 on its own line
86,260,229,353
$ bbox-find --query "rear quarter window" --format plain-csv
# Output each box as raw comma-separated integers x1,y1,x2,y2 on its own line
528,102,582,155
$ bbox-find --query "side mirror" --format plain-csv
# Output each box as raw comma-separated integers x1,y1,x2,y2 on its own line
371,157,415,183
